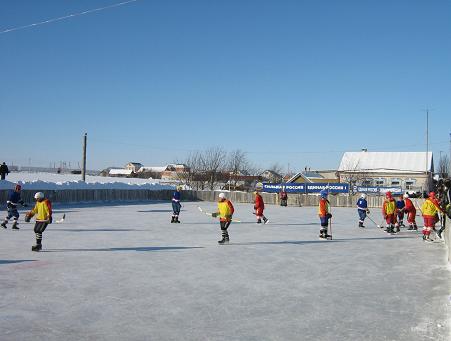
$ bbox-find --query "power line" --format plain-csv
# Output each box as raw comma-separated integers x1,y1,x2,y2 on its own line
0,0,140,35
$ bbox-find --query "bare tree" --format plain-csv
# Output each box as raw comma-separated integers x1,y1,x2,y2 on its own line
202,147,227,190
438,154,450,178
177,151,205,190
227,149,249,189
267,163,284,183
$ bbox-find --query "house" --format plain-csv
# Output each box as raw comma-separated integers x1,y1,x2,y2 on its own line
287,170,340,184
136,164,191,180
337,151,434,191
260,170,283,183
109,168,134,177
125,162,143,173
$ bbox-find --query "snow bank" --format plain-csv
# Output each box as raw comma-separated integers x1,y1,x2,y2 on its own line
0,172,175,191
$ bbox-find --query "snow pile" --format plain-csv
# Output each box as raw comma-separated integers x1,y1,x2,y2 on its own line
0,172,175,191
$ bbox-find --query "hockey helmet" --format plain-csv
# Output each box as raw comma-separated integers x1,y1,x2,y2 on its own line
385,191,392,198
360,193,366,199
15,184,22,191
403,193,409,199
218,193,226,199
34,192,44,200
429,191,436,198
320,190,328,198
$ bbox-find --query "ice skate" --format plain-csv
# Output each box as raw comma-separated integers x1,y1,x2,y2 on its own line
256,219,262,224
263,217,268,224
218,237,229,245
31,244,42,252
175,217,180,223
1,221,7,229
11,222,19,230
358,222,365,228
171,216,175,223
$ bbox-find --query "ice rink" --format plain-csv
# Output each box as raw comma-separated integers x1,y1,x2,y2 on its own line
1,201,450,341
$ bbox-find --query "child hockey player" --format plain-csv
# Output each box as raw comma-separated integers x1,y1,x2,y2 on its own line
212,193,234,244
396,195,405,228
403,194,418,231
25,192,52,251
1,184,27,230
420,192,440,241
382,191,398,234
356,193,369,228
318,190,332,239
254,191,268,224
171,186,182,223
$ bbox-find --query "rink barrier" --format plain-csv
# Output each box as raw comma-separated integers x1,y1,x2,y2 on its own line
0,189,420,209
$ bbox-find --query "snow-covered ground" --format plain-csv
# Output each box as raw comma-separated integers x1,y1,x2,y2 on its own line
0,172,174,190
1,202,450,341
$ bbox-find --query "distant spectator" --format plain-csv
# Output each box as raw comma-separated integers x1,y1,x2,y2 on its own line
279,187,288,207
0,162,9,180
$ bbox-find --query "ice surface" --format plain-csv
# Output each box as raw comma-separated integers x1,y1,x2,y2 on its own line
0,202,450,341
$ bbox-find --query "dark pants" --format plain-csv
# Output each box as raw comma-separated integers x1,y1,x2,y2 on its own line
172,201,181,216
220,221,231,238
6,206,19,221
358,209,366,223
34,222,49,245
0,174,5,180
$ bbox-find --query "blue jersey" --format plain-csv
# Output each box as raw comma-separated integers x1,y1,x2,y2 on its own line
396,200,405,209
172,191,181,202
356,198,368,210
7,190,22,205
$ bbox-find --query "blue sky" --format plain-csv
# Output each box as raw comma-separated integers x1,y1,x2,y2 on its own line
1,0,450,172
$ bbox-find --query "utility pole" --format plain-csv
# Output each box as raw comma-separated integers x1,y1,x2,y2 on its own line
82,133,87,182
424,109,430,191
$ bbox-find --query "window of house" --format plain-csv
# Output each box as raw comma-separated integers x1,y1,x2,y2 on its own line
391,178,401,186
361,179,373,186
374,178,385,186
405,179,416,190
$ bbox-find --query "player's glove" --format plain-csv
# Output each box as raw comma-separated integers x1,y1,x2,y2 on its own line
366,209,370,214
211,212,218,218
24,214,31,222
326,213,332,219
48,216,53,224
225,215,232,221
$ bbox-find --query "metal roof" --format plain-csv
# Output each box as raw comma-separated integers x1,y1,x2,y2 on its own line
338,151,433,173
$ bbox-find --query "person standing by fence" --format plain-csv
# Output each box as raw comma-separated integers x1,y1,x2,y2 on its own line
0,162,9,180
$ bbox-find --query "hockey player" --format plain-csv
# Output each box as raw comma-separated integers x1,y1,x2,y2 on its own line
318,190,332,239
382,191,398,234
254,191,268,224
403,194,417,231
1,184,27,230
420,192,440,241
25,192,52,251
396,195,406,227
171,186,182,223
211,193,234,244
356,193,369,228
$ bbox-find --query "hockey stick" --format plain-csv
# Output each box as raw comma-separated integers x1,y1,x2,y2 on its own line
327,216,332,240
197,206,241,223
55,214,66,224
366,214,381,228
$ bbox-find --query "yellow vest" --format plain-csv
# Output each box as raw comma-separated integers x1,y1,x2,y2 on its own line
384,200,396,215
30,200,51,221
217,201,233,220
421,199,438,217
